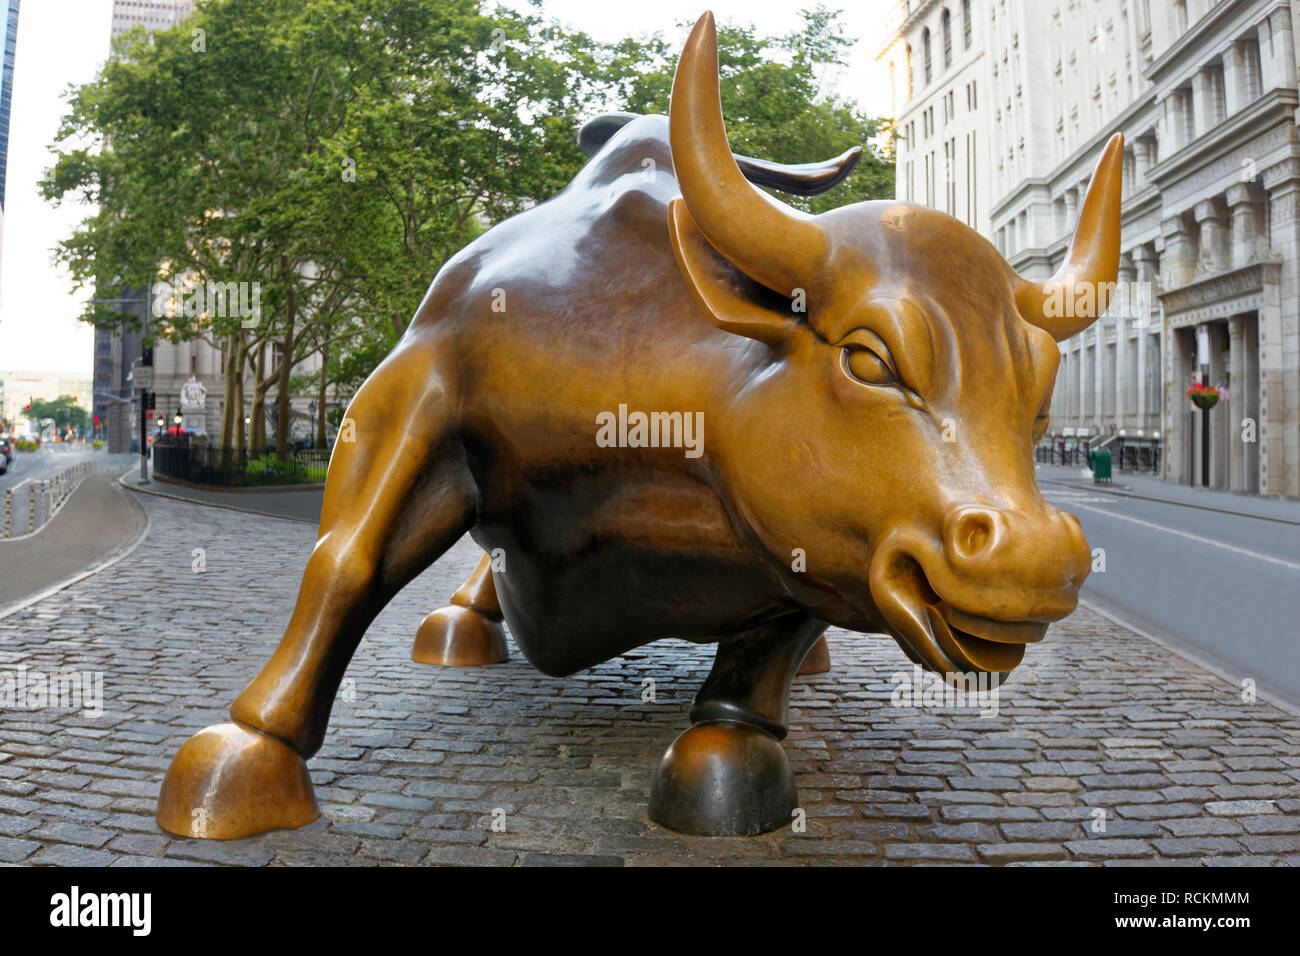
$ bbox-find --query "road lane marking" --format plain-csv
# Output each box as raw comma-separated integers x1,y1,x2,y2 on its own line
1066,501,1300,572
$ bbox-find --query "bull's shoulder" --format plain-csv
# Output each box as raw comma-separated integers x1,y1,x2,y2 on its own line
410,116,680,330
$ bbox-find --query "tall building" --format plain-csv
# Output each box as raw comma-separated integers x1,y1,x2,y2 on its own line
111,0,194,37
881,0,992,234
882,0,1300,497
0,0,20,310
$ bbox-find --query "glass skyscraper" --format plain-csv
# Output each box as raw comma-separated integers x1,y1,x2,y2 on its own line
0,0,18,218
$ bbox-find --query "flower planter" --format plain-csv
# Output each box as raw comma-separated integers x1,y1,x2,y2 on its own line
1187,383,1221,411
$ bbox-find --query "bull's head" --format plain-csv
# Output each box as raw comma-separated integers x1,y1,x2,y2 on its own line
668,12,1121,680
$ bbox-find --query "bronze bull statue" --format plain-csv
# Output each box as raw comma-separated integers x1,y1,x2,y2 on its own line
157,11,1121,838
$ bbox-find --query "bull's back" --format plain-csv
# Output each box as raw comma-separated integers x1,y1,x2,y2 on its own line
410,116,784,673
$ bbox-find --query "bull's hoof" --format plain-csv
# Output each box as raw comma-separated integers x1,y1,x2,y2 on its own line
412,605,508,666
648,721,797,836
796,635,831,675
156,722,320,840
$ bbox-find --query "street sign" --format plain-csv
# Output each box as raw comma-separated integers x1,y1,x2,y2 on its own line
134,366,154,390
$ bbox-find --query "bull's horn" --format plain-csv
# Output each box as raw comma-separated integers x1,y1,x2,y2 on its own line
670,11,829,300
1016,133,1124,341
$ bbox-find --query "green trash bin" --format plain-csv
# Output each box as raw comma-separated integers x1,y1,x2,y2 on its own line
1092,449,1112,484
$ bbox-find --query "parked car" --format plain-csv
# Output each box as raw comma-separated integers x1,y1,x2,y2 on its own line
0,436,12,474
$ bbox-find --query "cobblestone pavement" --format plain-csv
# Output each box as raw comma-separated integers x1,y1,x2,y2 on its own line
1,494,1298,867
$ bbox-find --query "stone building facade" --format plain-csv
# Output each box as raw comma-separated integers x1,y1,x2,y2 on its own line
883,0,1300,496
882,0,993,235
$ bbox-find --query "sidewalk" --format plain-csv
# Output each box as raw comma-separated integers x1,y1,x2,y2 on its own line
0,472,148,612
1035,464,1300,524
120,471,323,525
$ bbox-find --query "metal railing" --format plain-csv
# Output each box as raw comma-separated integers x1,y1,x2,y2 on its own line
3,459,98,539
1035,441,1161,474
152,441,330,487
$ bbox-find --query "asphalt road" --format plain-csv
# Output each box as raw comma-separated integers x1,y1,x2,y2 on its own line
0,444,94,491
1038,471,1300,711
0,444,137,492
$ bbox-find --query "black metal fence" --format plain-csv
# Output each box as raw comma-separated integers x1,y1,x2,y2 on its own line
153,441,330,487
1035,441,1161,474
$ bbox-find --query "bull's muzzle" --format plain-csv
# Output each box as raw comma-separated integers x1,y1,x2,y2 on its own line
868,503,1092,679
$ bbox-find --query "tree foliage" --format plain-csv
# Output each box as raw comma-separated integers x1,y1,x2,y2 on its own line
27,396,90,432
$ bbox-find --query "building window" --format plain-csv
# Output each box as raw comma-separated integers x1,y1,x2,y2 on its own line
923,27,932,85
905,42,914,98
942,9,953,68
962,0,972,50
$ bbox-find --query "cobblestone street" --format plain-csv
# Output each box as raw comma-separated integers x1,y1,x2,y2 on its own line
1,492,1298,867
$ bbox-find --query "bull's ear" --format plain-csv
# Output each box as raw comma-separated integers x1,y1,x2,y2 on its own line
668,197,797,348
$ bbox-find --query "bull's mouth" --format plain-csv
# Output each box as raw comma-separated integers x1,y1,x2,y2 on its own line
868,546,1060,681
925,604,1046,675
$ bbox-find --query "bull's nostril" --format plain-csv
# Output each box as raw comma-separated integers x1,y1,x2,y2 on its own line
951,510,995,560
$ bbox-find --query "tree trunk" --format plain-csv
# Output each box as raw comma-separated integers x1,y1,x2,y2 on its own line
251,344,267,450
219,331,238,447
275,256,296,459
316,338,329,448
232,332,247,452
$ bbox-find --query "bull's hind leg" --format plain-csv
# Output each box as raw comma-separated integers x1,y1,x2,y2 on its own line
157,336,474,839
411,552,508,666
648,614,828,836
796,635,831,675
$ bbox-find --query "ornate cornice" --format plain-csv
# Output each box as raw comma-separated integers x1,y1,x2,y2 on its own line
1156,260,1281,325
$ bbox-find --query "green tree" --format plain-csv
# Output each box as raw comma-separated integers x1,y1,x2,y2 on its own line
43,1,892,439
27,396,90,432
44,0,605,454
597,7,894,212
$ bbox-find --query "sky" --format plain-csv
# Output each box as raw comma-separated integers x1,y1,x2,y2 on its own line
0,0,893,376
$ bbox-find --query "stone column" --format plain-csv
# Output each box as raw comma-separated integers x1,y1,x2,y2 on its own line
1134,245,1159,429
1223,41,1247,115
1133,137,1152,190
1194,199,1230,275
1158,93,1177,152
1167,325,1194,484
1262,161,1300,496
1226,182,1261,268
1208,322,1228,489
1094,314,1106,437
1116,252,1136,424
1228,316,1246,491
1244,315,1261,494
1192,66,1221,133
1079,331,1090,427
1262,5,1297,93
1064,187,1079,231
1162,216,1196,289
1058,346,1071,426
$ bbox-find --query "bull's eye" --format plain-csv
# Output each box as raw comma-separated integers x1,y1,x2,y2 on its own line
841,345,897,387
1032,411,1050,443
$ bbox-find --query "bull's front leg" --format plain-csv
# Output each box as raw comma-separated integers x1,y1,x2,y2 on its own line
156,337,474,840
648,613,827,836
411,551,509,666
